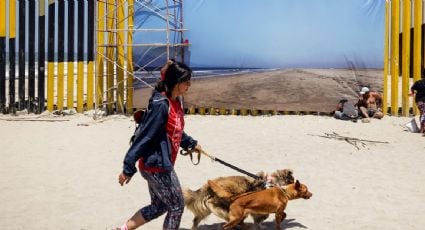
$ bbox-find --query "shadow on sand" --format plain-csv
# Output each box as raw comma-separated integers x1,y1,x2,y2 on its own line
180,218,307,230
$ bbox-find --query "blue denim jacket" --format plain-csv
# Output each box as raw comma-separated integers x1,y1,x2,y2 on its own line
122,91,198,177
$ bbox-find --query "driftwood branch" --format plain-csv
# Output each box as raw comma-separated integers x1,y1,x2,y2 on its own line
309,132,389,150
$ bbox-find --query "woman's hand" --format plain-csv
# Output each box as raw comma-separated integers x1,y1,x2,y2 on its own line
118,172,132,186
193,144,203,153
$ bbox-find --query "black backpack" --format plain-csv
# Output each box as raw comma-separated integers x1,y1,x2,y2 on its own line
129,109,146,145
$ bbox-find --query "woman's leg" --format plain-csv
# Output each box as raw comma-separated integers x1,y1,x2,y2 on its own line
122,211,148,230
159,170,184,230
116,172,166,230
140,170,184,230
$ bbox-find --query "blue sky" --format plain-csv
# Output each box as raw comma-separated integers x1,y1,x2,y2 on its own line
4,0,386,69
182,0,385,68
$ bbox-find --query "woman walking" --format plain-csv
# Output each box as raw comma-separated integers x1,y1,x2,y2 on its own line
116,60,202,230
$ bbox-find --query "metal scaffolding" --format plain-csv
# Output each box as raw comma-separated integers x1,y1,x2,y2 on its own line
96,0,188,114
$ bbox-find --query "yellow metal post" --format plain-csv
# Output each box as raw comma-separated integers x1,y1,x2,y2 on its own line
86,0,95,110
127,0,134,114
0,0,4,35
9,1,16,43
383,0,390,115
106,0,115,114
67,0,75,109
413,0,422,115
57,63,64,110
57,0,65,111
77,0,85,112
77,62,84,112
47,0,56,111
401,0,411,116
9,1,16,41
97,0,105,107
116,0,125,113
67,63,74,109
391,0,400,116
87,62,94,110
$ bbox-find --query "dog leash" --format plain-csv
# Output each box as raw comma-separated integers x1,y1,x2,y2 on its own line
180,149,262,180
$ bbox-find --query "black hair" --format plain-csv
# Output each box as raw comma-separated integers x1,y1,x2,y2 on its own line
339,99,348,104
155,60,193,97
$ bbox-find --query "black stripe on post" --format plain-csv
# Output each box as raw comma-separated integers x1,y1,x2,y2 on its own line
38,0,46,114
0,37,5,113
18,0,26,110
47,1,55,63
9,38,16,114
0,0,5,113
47,0,56,111
58,0,64,63
0,0,4,113
77,0,85,63
28,0,36,112
68,0,75,63
87,0,94,62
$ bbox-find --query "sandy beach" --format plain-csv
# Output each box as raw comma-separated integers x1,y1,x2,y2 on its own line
1,68,424,230
1,112,425,230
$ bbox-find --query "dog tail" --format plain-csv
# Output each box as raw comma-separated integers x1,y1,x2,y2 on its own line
182,186,211,218
182,187,198,207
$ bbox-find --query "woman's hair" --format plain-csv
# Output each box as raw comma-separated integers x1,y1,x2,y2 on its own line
155,59,192,97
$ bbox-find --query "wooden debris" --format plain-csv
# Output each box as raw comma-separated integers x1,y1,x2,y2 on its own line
309,132,389,150
0,118,70,122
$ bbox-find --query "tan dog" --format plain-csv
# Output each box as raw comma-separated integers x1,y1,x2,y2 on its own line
183,169,294,229
218,180,312,230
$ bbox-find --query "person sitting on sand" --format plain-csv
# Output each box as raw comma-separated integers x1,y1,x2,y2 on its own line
410,70,425,134
356,87,384,122
333,99,358,121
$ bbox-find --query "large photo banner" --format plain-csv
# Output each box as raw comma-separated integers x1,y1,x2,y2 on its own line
133,0,386,113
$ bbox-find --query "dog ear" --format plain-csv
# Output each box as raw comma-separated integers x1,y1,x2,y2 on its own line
256,171,266,179
295,180,300,189
287,169,294,176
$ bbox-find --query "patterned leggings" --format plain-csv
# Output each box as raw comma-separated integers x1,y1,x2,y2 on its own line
139,170,184,230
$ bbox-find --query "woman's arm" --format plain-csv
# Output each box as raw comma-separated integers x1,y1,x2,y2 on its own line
122,101,169,177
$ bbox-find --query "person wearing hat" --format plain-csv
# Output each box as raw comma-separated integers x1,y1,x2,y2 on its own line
410,69,425,134
116,60,203,230
356,86,384,122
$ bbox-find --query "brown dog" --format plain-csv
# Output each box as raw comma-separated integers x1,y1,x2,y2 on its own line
183,169,294,229
219,180,312,230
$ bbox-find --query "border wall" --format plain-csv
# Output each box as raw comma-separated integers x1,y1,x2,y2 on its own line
0,0,98,114
2,1,425,116
384,0,425,116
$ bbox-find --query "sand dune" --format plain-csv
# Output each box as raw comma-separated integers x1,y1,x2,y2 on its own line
134,68,384,112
